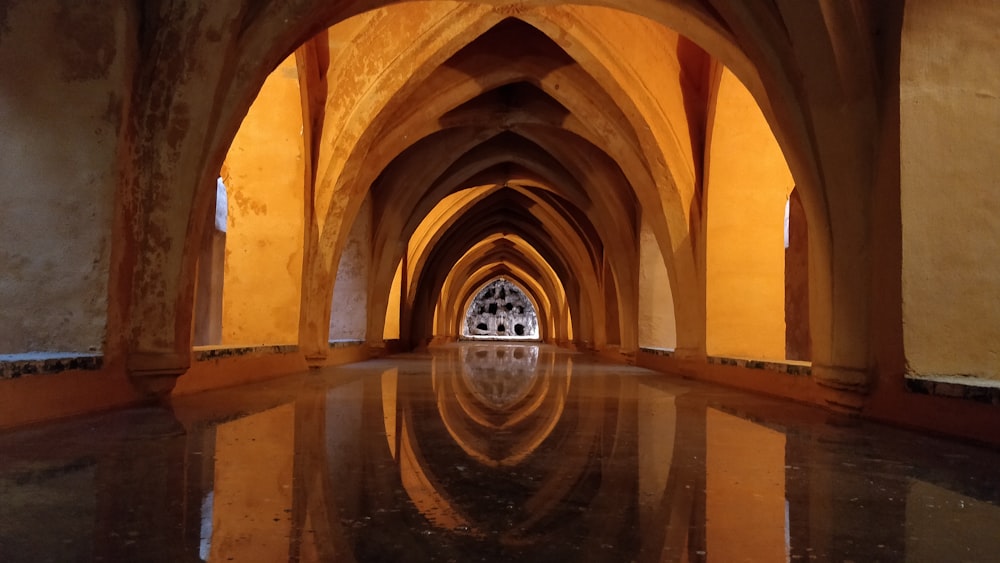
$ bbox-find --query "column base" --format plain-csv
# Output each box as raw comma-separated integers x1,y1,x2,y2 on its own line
813,364,870,412
126,352,188,399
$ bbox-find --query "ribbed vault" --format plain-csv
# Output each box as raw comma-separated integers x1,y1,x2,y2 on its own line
10,0,1000,448
351,17,650,351
108,0,891,404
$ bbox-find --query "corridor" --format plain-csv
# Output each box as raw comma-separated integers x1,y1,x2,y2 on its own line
2,343,998,562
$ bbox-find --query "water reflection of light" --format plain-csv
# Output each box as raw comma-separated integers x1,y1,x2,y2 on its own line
199,490,213,561
906,479,1000,562
9,346,1000,562
399,413,478,534
382,368,399,460
706,408,787,563
431,345,568,467
209,405,295,562
171,346,1000,562
460,344,539,410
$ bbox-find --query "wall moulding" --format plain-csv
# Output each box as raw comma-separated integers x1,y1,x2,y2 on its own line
0,353,103,380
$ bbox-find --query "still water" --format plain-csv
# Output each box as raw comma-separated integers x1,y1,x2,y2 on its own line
1,344,999,562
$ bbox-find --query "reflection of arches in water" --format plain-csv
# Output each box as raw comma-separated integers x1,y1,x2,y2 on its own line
460,344,540,410
187,350,692,562
463,279,540,340
437,345,567,467
389,348,664,552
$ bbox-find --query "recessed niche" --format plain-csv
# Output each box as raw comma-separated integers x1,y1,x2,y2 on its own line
463,278,540,340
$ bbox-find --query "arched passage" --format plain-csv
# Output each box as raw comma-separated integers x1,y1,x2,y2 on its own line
6,0,1000,448
462,278,541,340
93,0,878,406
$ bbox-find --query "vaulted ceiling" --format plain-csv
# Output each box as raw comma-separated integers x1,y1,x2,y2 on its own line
117,0,891,393
293,8,724,350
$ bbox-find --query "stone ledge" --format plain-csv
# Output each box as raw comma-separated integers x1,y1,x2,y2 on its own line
0,353,103,380
328,339,365,349
193,345,298,362
707,355,812,376
905,375,1000,405
639,347,674,358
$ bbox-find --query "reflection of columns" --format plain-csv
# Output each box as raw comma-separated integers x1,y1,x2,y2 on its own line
324,380,365,517
94,411,189,561
185,429,216,561
209,404,295,561
906,479,1000,562
293,391,357,563
573,373,637,562
637,383,677,538
784,431,813,561
291,392,332,563
705,408,787,563
789,430,906,561
638,393,707,563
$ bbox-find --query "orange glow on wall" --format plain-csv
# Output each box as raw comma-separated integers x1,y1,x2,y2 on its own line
705,67,793,360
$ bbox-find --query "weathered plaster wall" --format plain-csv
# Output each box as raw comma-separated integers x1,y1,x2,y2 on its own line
705,68,791,360
221,56,304,346
900,0,1000,380
0,1,128,353
329,196,370,341
638,218,677,350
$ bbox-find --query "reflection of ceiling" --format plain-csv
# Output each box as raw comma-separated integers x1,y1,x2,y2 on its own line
461,343,539,409
434,345,566,466
393,345,634,547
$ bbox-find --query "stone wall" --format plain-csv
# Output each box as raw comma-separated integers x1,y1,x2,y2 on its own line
463,279,539,339
330,196,371,341
901,0,1000,380
638,218,677,350
0,0,128,353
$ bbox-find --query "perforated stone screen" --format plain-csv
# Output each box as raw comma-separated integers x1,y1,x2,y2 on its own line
462,279,539,340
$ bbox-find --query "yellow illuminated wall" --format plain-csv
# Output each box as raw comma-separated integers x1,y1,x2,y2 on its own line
705,67,792,360
638,217,677,350
221,55,305,345
384,260,403,341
